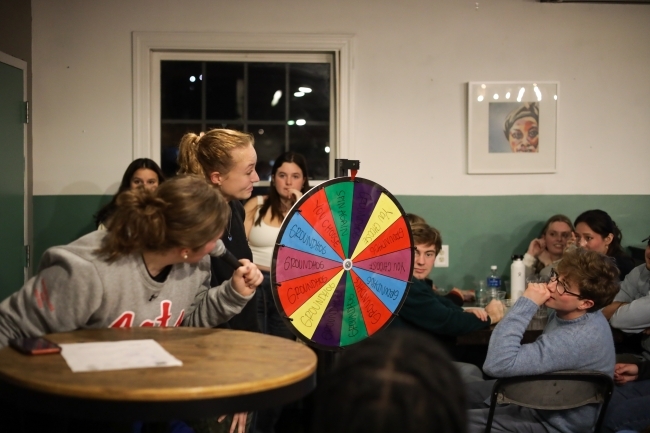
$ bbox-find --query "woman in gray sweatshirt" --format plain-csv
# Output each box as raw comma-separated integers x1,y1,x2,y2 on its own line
0,174,262,348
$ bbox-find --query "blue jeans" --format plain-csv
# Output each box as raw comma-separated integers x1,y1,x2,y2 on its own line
603,379,650,433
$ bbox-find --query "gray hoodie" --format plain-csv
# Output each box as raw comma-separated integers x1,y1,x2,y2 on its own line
0,231,252,347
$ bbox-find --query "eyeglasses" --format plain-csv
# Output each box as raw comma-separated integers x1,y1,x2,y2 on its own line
549,269,582,298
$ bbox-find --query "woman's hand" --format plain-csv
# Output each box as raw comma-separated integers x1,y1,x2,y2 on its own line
287,188,303,204
485,299,505,324
231,259,263,297
564,232,578,252
466,308,489,321
614,363,639,385
527,238,545,257
523,282,550,306
218,412,248,433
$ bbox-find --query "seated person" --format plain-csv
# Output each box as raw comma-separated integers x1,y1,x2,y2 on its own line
603,234,650,360
602,358,650,433
0,175,262,347
466,248,619,433
574,209,636,279
523,214,574,278
389,221,504,357
94,158,165,229
405,213,474,305
311,328,467,433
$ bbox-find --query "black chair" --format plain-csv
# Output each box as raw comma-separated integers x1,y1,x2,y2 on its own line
484,370,614,433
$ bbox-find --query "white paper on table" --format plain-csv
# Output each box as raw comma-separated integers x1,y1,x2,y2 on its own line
59,339,183,373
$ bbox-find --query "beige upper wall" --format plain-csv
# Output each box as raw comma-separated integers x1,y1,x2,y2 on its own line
31,0,650,196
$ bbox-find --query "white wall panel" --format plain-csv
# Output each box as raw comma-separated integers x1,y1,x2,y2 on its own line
32,0,650,195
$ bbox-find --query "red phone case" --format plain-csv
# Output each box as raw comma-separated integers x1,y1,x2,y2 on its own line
9,337,62,355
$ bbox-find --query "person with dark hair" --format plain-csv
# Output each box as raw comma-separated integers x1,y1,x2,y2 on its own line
244,151,310,340
177,128,261,433
242,151,310,433
94,158,165,229
574,209,636,279
404,213,474,305
523,214,575,278
466,248,620,433
311,328,467,433
389,221,503,363
0,175,261,346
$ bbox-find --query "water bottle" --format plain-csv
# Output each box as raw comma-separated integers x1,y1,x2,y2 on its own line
510,255,526,303
487,265,502,299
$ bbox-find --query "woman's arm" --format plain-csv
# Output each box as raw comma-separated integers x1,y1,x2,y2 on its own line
243,195,264,238
0,248,103,348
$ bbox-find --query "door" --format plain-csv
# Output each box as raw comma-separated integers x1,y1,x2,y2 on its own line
0,52,27,300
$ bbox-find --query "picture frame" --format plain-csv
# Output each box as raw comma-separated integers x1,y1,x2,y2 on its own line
467,81,559,174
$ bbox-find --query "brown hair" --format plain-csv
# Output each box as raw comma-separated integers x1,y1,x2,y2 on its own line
532,214,575,274
539,214,574,237
411,222,442,253
177,129,254,178
405,213,426,225
556,248,620,312
574,209,627,258
98,175,230,262
255,151,311,226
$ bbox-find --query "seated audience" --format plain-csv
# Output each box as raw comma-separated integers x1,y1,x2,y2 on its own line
311,328,467,433
523,214,574,278
389,221,504,361
603,234,650,360
574,209,636,279
94,158,165,229
405,213,474,305
0,175,262,347
466,248,619,433
602,358,650,433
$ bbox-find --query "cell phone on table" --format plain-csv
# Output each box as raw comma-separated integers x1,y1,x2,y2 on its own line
9,336,62,355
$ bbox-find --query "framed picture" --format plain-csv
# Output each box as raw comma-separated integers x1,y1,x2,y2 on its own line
467,81,558,174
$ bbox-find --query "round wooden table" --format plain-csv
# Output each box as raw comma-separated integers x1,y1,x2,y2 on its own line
0,327,317,422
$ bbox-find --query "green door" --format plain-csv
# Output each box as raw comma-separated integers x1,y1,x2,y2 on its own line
0,59,26,300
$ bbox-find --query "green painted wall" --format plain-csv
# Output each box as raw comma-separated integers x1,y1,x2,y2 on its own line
32,195,650,293
398,195,650,291
32,195,110,275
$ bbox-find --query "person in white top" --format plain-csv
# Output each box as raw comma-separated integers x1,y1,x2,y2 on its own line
244,151,311,339
243,151,311,433
523,214,575,278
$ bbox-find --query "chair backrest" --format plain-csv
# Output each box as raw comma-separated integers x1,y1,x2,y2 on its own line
484,370,614,433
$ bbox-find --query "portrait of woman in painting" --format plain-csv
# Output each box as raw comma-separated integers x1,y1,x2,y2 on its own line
503,102,539,153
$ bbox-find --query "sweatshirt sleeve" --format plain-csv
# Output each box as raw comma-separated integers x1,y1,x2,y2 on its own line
0,248,104,348
484,298,608,378
523,253,537,278
182,262,254,328
609,295,650,332
398,281,490,336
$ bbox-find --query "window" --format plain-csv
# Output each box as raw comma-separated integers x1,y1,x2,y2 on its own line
159,56,332,180
132,32,354,183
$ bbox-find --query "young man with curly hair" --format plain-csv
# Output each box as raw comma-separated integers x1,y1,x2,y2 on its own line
466,248,620,433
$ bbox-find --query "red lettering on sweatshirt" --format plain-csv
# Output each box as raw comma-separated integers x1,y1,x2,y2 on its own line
110,312,135,328
33,279,55,311
174,309,185,327
40,279,55,311
136,301,182,327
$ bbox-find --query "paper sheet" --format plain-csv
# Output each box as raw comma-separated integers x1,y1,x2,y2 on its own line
59,339,183,373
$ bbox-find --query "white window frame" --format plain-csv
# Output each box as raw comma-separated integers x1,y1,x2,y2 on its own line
132,32,355,178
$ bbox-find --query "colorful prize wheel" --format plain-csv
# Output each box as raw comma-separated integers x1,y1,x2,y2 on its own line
271,177,414,350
